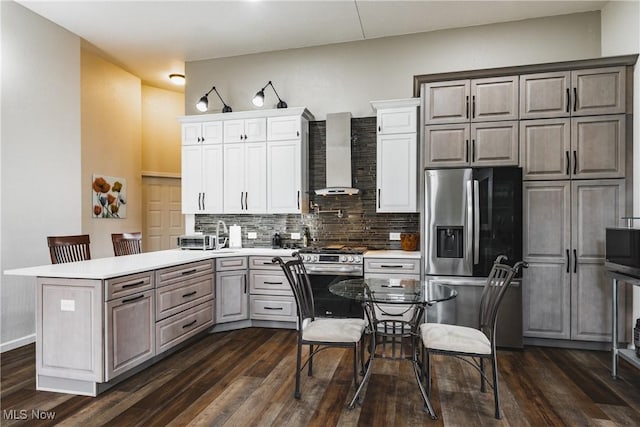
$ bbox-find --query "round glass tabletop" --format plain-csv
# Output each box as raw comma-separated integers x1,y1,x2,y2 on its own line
329,277,458,305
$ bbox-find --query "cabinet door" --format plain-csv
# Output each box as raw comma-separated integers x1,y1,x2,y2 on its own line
244,142,267,213
181,145,203,214
201,144,223,213
519,71,571,119
522,181,571,339
571,179,626,342
223,119,245,143
377,133,417,212
267,140,302,213
571,115,625,179
201,121,223,144
268,116,301,141
520,118,570,181
182,123,202,146
423,123,470,168
216,270,249,323
223,143,245,213
244,118,267,142
422,80,470,124
377,107,416,134
471,76,519,122
470,121,518,167
105,290,155,380
572,67,626,116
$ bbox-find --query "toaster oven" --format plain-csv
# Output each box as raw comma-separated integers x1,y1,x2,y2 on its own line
605,227,640,278
177,234,218,250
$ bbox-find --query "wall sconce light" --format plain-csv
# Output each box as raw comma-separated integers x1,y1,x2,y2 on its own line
168,73,185,85
196,86,232,113
252,81,287,109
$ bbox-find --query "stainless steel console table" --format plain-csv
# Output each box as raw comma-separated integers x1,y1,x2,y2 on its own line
609,270,640,379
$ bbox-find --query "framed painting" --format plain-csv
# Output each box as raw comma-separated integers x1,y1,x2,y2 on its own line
92,174,127,218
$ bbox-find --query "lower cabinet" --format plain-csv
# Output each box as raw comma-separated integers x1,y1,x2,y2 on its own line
216,257,249,323
364,257,420,322
522,179,627,342
156,300,214,353
249,256,296,322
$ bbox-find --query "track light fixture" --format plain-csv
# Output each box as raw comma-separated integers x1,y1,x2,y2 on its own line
252,81,287,109
196,86,232,113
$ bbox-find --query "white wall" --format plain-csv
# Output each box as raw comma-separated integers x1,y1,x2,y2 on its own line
601,0,640,341
0,1,81,351
186,12,601,119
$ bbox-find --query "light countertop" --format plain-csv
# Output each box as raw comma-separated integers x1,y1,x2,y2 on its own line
4,248,296,280
363,250,421,259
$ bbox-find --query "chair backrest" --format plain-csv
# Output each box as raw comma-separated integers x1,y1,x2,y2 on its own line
273,253,315,325
112,232,142,256
478,255,528,342
47,234,91,264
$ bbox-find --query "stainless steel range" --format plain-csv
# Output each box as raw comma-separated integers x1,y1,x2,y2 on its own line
298,245,366,318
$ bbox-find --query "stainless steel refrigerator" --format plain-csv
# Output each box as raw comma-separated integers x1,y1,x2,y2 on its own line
423,168,523,347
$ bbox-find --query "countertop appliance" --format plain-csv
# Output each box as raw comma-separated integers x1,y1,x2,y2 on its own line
605,227,640,278
423,168,523,347
177,234,219,250
298,245,365,318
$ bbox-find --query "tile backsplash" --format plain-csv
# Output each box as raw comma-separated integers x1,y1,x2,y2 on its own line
196,117,419,249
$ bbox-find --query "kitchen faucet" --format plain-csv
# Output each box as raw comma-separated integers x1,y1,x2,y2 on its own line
216,220,228,250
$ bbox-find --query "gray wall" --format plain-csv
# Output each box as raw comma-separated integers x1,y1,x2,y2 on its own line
186,12,601,119
1,1,82,351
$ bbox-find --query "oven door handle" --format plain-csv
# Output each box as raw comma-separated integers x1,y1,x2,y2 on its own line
305,266,363,275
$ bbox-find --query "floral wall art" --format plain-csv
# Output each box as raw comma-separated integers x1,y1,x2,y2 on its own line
92,174,127,218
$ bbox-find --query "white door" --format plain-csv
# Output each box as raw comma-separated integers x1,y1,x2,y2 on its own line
267,140,301,213
244,142,267,213
223,119,245,143
244,118,267,142
181,145,203,213
267,116,301,141
201,144,223,213
377,133,417,212
201,121,223,144
182,123,202,146
223,143,245,213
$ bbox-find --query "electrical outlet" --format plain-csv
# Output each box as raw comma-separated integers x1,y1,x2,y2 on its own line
291,232,301,240
247,232,257,239
389,232,401,241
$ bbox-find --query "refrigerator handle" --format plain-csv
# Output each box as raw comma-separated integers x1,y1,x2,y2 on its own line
473,179,480,265
466,179,474,268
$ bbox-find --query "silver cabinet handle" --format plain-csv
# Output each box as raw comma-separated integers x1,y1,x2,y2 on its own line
473,180,479,264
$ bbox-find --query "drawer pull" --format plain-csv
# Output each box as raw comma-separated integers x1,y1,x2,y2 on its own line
264,306,283,310
380,265,404,269
262,262,273,265
122,280,145,289
182,319,197,329
264,281,284,285
181,269,198,276
182,291,197,298
122,294,144,304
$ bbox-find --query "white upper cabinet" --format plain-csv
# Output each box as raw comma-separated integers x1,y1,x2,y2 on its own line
182,121,223,145
224,118,267,143
267,116,302,141
371,99,419,213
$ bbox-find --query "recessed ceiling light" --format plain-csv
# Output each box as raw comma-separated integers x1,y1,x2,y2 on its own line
169,74,185,85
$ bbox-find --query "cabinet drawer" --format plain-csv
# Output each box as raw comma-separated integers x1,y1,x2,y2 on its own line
156,260,214,288
216,256,248,271
105,271,154,301
249,256,293,270
250,295,297,322
156,275,214,321
364,258,420,275
250,271,292,296
155,300,214,354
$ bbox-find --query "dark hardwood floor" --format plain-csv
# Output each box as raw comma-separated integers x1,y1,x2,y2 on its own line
2,328,640,426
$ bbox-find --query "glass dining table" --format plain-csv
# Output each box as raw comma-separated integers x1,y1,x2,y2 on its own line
329,277,457,417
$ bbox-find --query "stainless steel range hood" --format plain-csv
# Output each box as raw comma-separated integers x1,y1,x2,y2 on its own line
315,112,360,196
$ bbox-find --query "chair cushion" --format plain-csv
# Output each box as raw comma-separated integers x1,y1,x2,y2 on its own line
302,318,366,343
420,323,491,355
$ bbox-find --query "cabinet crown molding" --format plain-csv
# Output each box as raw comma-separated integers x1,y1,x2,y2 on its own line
370,98,420,111
178,107,313,123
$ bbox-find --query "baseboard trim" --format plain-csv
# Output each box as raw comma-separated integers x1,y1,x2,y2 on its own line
1,334,35,353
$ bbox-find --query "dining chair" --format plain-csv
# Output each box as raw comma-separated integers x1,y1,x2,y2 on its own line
111,232,142,256
47,234,91,264
272,253,368,400
418,255,528,419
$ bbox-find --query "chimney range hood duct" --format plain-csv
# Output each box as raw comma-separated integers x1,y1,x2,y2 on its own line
315,112,360,196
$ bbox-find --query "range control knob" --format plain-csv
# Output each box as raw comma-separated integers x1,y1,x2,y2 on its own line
348,256,354,262
312,255,318,262
305,255,311,262
340,255,347,262
354,256,361,263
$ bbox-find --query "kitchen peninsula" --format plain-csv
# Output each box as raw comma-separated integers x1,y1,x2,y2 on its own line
4,248,296,397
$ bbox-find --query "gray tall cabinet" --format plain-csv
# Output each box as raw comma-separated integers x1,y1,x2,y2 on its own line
414,55,637,348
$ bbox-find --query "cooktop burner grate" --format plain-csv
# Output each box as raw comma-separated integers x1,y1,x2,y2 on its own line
297,245,367,255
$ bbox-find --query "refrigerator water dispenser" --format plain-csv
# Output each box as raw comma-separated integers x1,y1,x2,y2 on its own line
436,226,464,258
